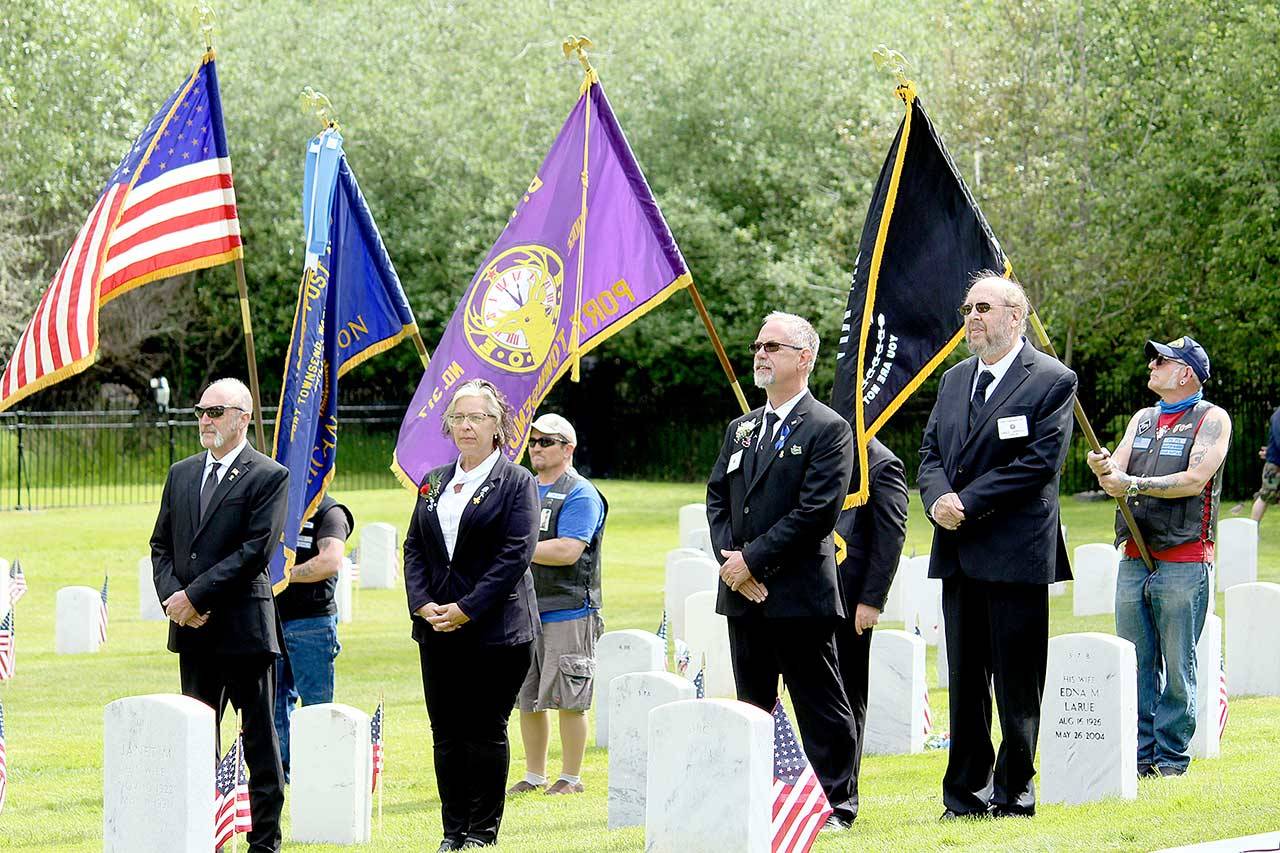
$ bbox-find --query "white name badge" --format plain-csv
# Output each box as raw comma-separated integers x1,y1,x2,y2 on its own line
727,450,743,473
997,415,1030,439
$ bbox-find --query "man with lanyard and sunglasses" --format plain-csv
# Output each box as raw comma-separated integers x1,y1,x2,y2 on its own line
1087,336,1231,779
706,311,860,833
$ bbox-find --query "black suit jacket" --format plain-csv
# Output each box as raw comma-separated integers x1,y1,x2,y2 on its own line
403,455,540,647
707,391,854,619
838,438,909,612
151,445,290,655
918,341,1077,584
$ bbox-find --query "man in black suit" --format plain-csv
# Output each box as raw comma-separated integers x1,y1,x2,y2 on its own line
918,274,1076,820
833,437,908,819
151,377,289,852
707,311,859,832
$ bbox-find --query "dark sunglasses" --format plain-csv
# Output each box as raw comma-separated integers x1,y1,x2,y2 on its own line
958,302,1019,317
748,340,805,355
529,437,567,448
1153,354,1187,368
193,405,245,419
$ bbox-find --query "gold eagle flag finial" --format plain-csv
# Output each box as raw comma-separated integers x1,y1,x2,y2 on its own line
300,86,340,133
562,36,598,91
192,2,217,52
872,44,916,102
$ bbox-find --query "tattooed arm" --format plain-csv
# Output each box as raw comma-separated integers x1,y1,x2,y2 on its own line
1131,408,1232,498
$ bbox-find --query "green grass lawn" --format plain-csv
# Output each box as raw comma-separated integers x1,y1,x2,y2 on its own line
1,483,1278,851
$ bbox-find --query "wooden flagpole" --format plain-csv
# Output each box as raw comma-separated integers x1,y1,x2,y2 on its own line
687,283,749,414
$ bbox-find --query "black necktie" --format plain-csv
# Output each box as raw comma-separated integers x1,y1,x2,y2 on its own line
199,462,221,522
970,370,995,429
752,412,779,476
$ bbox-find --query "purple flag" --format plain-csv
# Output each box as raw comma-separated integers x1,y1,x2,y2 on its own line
392,79,690,486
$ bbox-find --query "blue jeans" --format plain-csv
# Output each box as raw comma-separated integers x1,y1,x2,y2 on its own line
1114,557,1208,771
274,615,341,778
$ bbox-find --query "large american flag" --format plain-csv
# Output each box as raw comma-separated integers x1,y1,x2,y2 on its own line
214,735,252,847
9,560,26,606
0,52,242,412
0,610,14,681
371,699,384,793
97,575,109,646
771,700,831,853
0,699,7,815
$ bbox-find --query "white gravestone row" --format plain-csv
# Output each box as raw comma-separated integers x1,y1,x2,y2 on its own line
664,555,719,642
677,503,708,549
607,671,696,828
1190,613,1223,760
137,556,166,621
1072,543,1118,617
334,556,354,624
291,703,373,844
1216,517,1257,593
865,629,927,755
1225,582,1280,697
900,556,941,646
645,699,773,853
595,629,667,747
358,522,399,589
1039,632,1137,805
683,590,735,699
103,694,215,852
56,585,103,654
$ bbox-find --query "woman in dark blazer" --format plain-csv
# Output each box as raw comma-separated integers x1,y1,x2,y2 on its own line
403,379,540,852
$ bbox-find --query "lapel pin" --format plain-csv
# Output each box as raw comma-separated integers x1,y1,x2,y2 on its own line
790,444,802,455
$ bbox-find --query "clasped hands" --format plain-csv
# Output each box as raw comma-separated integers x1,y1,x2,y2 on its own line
162,590,208,628
1086,448,1130,497
931,492,966,530
417,602,471,632
719,549,767,604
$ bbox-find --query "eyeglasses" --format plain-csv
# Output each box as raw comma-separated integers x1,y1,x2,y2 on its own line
529,437,567,448
446,412,496,427
958,302,1020,317
1153,355,1187,368
748,340,805,355
193,405,245,419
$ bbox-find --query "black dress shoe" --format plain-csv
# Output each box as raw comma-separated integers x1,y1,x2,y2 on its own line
820,814,853,832
1156,764,1186,777
459,838,495,849
940,808,990,820
1138,762,1159,779
437,841,459,853
990,805,1034,819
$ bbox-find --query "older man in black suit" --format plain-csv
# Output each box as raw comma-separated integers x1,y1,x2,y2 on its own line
919,273,1076,820
707,311,859,832
151,377,289,853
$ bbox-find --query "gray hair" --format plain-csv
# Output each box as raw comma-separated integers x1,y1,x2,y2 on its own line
966,272,1029,336
441,379,516,449
763,311,820,374
204,377,253,414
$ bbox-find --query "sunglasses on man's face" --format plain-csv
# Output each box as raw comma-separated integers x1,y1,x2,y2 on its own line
193,405,245,419
748,340,805,355
529,437,567,448
958,302,1018,317
1153,354,1187,368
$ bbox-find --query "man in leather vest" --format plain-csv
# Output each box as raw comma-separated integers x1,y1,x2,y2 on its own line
509,413,606,797
273,495,354,780
1087,336,1231,778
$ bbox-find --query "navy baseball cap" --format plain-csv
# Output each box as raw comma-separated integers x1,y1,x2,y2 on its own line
1145,336,1210,383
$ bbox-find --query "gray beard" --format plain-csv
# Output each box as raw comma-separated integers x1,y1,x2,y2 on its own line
753,370,774,389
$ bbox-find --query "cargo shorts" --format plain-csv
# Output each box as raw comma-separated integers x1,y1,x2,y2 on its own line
1256,462,1280,504
517,611,604,713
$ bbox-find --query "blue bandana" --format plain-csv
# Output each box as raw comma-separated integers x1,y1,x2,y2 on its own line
1158,389,1202,415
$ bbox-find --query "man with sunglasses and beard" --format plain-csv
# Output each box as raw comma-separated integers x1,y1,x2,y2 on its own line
151,377,290,852
1086,336,1230,779
706,311,860,833
919,274,1076,821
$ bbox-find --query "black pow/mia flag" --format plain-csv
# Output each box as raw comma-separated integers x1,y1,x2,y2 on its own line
830,83,1006,513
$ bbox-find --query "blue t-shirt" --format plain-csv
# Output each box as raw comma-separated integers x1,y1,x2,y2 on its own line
536,478,605,621
1268,407,1280,466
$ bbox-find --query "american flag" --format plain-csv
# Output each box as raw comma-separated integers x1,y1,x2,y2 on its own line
0,52,242,412
771,700,831,853
97,575,109,646
0,610,14,681
675,638,692,678
371,699,384,793
693,660,706,700
1218,659,1229,739
214,735,251,847
0,699,7,815
9,560,26,606
922,688,933,735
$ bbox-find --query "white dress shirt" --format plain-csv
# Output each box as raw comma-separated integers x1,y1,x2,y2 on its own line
203,436,248,485
437,448,502,559
971,336,1026,402
756,388,808,450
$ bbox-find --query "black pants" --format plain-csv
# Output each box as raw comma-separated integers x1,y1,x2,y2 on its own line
727,615,857,822
179,651,284,853
418,634,533,846
941,574,1049,816
833,621,872,818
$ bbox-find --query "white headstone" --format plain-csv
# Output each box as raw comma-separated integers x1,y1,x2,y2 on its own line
57,585,103,654
334,556,354,624
291,703,373,843
607,671,696,828
0,559,10,623
1050,580,1068,598
645,699,773,853
358,522,399,589
1039,632,1137,805
881,555,909,622
665,548,706,572
1217,518,1258,592
103,694,215,852
689,527,715,559
596,629,667,747
684,590,735,699
678,503,708,548
1225,582,1280,696
1190,613,1222,759
865,629,927,755
1155,832,1280,852
137,556,166,621
1072,543,1119,617
664,556,719,642
901,556,941,645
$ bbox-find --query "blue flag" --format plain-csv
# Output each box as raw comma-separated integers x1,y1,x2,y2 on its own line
270,129,418,590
